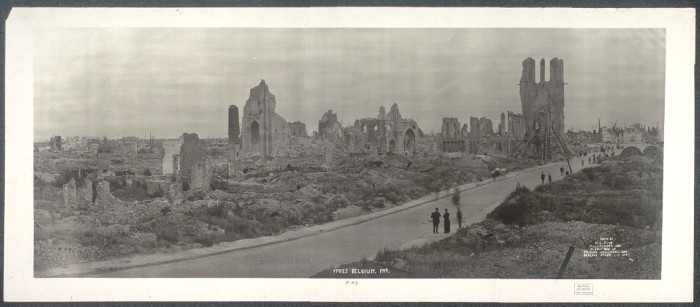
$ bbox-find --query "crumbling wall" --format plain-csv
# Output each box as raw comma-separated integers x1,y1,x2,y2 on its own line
189,161,212,195
507,111,527,141
441,118,462,138
145,179,171,197
318,110,343,141
162,139,183,175
50,135,62,152
288,121,308,137
179,133,207,184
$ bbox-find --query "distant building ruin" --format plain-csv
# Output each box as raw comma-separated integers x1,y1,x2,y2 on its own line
346,103,421,154
240,80,289,157
439,118,466,153
288,121,308,137
228,105,241,145
317,110,343,141
49,135,62,152
162,133,207,186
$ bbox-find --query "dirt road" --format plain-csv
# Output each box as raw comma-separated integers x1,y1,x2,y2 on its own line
87,145,629,277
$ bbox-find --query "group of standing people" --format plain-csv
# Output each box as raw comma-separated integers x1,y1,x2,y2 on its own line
431,207,462,234
430,188,463,234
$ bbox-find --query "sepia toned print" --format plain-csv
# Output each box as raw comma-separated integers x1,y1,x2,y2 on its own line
33,28,665,279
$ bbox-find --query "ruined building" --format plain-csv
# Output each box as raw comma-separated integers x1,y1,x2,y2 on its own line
228,105,241,145
49,135,62,152
162,133,209,192
347,103,421,154
241,80,289,157
317,110,343,141
288,121,308,137
516,57,569,160
439,118,466,153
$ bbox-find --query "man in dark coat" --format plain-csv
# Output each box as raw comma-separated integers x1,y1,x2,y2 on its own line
540,172,545,184
430,208,441,234
548,173,552,183
443,209,451,233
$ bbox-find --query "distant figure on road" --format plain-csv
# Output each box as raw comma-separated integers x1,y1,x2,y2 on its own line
540,172,545,184
456,208,463,229
565,170,569,176
443,209,451,233
560,166,564,176
582,159,584,166
430,208,441,234
588,157,591,163
452,188,460,206
548,173,552,183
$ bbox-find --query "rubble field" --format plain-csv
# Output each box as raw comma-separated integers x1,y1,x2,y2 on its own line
314,154,662,279
34,136,538,270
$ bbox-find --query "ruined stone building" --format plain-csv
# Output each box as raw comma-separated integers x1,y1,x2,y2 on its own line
49,135,62,152
288,121,308,137
438,118,467,153
347,103,421,154
240,80,289,157
438,113,517,156
317,110,343,141
162,133,209,191
517,57,568,159
228,105,241,145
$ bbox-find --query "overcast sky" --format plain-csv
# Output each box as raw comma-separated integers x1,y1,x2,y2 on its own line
34,28,665,140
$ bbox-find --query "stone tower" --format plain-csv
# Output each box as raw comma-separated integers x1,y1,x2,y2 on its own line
228,105,240,145
519,57,565,136
241,80,289,157
518,57,567,160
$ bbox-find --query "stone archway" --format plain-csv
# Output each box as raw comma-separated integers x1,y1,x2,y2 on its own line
250,121,260,145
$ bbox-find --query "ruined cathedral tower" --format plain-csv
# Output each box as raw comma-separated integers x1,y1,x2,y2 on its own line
518,57,566,160
519,57,565,135
240,80,289,157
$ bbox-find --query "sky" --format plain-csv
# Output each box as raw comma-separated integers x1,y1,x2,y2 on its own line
33,28,665,140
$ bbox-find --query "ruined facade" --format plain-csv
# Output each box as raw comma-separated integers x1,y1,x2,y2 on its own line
241,80,289,157
288,121,308,137
348,103,420,154
317,110,343,141
228,105,241,145
439,118,467,153
50,135,62,152
162,133,208,188
517,57,567,159
519,57,565,135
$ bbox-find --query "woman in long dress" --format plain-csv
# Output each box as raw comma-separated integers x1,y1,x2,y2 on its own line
443,209,450,233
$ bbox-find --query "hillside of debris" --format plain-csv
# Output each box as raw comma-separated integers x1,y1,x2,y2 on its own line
314,153,662,279
34,137,538,270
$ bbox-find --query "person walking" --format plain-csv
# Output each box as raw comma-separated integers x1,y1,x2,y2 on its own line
443,209,451,233
452,188,460,207
547,173,552,183
560,166,564,176
540,172,545,184
430,208,441,234
456,208,463,229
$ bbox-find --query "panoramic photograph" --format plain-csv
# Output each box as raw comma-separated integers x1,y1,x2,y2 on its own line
32,28,665,279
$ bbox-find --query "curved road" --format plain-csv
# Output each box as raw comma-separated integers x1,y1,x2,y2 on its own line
92,145,630,277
